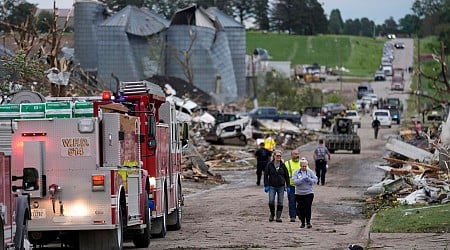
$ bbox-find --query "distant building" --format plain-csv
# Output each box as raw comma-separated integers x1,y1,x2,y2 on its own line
36,8,74,31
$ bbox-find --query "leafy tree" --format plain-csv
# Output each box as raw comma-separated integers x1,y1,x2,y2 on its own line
231,0,253,24
308,0,327,34
2,1,36,27
0,51,48,94
101,0,147,11
36,10,53,33
412,0,443,18
258,71,301,111
360,18,375,37
398,14,420,36
328,9,344,34
253,0,269,30
343,19,361,36
271,0,327,35
381,17,398,34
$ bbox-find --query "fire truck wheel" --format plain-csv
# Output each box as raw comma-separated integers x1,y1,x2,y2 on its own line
0,219,4,250
168,183,182,231
151,190,167,238
29,231,57,246
132,200,151,247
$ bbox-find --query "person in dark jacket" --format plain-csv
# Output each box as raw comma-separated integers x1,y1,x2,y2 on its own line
372,116,381,139
255,142,272,186
264,150,289,222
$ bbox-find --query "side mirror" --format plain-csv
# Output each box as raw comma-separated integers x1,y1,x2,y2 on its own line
181,123,189,149
23,168,39,191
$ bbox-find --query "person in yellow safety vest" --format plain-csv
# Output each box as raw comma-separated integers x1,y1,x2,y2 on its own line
264,135,276,152
285,150,301,222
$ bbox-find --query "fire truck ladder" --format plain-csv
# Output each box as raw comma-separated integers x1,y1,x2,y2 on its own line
119,81,165,97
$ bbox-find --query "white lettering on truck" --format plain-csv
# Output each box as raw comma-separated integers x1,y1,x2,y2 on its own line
61,138,91,157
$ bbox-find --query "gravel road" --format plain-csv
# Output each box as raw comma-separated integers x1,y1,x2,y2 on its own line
142,38,449,250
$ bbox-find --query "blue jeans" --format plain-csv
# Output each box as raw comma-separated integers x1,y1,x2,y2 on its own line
268,186,284,206
287,186,296,218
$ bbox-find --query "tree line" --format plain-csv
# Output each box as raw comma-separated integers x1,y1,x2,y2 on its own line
0,0,446,39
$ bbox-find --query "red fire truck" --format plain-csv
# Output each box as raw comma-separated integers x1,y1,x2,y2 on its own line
8,81,187,248
1,151,31,249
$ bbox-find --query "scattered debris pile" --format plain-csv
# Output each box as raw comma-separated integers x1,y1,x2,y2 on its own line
367,127,450,206
181,110,322,184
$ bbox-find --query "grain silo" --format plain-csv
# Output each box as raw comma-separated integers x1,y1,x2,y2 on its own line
166,5,237,103
207,7,246,99
74,0,108,71
96,6,169,89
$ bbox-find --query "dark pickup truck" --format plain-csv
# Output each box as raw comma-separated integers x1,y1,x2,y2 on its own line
247,106,301,125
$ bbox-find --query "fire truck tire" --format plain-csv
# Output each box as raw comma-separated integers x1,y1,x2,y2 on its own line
167,183,182,231
132,200,151,247
78,207,124,250
29,231,57,246
14,196,29,249
1,219,4,250
151,188,167,238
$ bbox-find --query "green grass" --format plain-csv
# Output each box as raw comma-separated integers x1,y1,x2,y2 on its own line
246,32,385,76
407,36,448,120
371,203,450,233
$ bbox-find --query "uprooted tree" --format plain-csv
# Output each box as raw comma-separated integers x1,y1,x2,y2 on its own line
410,41,450,114
0,0,81,97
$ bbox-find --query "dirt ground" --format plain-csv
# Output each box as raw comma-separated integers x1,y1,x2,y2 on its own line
114,39,450,250
141,109,448,250
141,39,449,249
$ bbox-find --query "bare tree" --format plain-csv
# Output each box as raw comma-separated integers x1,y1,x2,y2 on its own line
1,0,74,96
410,41,450,113
170,28,197,85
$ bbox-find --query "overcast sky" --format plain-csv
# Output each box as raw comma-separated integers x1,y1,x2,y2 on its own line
30,0,415,25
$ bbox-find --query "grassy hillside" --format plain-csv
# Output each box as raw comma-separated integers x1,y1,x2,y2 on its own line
246,32,385,77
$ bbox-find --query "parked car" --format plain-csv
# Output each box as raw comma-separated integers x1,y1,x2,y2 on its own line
364,93,379,107
394,42,405,49
322,103,347,117
374,70,386,81
357,82,374,99
372,109,392,128
344,110,361,128
354,99,364,111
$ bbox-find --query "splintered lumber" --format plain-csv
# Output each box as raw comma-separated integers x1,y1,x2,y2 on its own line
385,137,433,162
383,157,441,171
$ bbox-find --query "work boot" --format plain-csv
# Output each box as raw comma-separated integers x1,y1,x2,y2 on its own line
269,204,275,222
276,205,283,222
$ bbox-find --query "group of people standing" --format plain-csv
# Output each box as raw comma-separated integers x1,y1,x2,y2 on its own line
254,139,331,228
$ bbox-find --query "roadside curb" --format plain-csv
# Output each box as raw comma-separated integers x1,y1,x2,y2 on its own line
363,212,377,248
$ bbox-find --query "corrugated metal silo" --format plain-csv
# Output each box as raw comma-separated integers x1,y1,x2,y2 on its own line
166,5,237,103
97,6,169,90
74,0,108,70
207,7,246,99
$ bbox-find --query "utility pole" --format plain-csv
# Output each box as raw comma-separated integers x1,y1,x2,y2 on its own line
336,38,342,92
417,37,421,118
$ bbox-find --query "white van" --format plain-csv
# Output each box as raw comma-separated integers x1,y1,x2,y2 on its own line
381,65,393,76
372,109,392,128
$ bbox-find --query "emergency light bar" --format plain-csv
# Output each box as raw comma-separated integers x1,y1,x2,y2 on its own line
21,132,47,137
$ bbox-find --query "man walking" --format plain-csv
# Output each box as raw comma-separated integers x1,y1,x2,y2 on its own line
313,139,330,185
285,150,301,222
372,116,381,139
255,142,271,186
